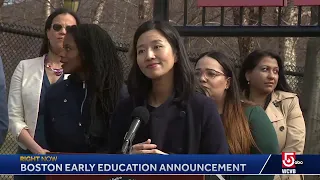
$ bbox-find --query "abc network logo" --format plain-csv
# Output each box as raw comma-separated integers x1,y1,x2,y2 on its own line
281,152,303,174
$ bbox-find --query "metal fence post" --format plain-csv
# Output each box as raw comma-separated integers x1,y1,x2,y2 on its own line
153,0,169,21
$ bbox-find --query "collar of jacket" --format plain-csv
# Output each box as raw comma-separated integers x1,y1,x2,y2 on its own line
241,90,296,105
133,89,187,110
265,90,297,122
66,74,88,88
271,90,297,104
133,91,200,153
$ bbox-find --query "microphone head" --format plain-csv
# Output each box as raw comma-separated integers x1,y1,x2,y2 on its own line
131,106,150,125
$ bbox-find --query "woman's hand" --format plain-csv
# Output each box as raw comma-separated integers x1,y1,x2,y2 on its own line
33,148,50,155
130,139,168,155
40,149,50,155
18,129,50,155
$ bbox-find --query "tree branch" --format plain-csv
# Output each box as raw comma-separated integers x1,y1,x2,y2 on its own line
92,0,107,24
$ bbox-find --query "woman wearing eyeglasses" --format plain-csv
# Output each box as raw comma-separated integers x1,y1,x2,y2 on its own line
8,8,80,174
195,51,279,179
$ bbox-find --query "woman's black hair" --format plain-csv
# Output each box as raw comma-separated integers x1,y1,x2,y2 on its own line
239,49,292,97
39,8,80,56
127,20,200,103
66,24,124,135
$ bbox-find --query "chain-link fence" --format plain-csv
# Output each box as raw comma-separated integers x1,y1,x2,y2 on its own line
0,23,134,180
0,23,305,179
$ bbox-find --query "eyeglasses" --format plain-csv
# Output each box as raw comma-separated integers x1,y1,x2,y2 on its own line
51,24,72,32
195,69,226,79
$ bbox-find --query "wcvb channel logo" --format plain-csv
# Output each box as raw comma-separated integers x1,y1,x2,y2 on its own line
282,152,303,174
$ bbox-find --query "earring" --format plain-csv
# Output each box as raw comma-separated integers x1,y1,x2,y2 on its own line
247,80,250,85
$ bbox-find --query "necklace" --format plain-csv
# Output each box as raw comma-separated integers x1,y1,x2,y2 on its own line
44,54,63,76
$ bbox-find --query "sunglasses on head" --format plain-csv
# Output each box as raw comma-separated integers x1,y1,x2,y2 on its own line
52,24,72,32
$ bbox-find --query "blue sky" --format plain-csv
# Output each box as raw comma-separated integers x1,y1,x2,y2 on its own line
3,0,21,6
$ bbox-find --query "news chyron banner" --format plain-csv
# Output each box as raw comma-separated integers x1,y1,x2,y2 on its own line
0,153,317,175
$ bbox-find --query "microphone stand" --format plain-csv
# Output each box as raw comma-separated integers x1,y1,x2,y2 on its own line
121,138,134,154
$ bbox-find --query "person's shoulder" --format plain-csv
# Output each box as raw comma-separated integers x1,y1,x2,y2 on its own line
273,90,297,101
0,56,3,66
244,105,266,122
118,95,134,105
19,56,45,66
244,105,264,113
115,96,135,112
189,92,216,107
188,92,218,117
119,84,129,100
0,57,4,81
15,56,45,72
272,90,300,110
112,96,136,123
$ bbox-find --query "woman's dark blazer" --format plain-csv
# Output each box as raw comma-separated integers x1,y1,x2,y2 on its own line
108,92,229,154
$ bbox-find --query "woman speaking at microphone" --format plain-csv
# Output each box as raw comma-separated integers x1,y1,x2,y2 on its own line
108,20,229,154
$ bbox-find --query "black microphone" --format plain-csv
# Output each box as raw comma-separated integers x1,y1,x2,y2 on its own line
121,106,150,154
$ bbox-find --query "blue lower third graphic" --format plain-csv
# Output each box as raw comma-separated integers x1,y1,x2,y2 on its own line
0,154,318,175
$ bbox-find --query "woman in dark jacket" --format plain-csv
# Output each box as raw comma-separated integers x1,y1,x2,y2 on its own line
44,24,127,153
108,20,229,154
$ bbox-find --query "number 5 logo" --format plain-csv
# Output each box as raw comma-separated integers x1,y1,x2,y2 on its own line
282,152,296,168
